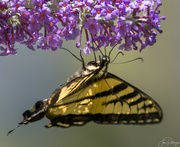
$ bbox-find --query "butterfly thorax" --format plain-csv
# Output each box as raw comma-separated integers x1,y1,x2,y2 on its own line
66,56,110,83
82,56,110,77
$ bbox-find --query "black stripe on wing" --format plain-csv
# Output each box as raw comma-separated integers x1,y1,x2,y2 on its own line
45,112,161,128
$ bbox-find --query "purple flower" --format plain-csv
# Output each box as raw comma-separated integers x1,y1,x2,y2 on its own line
85,0,94,10
64,28,79,40
74,0,85,6
119,38,132,51
44,17,59,32
82,45,92,54
10,0,26,14
91,5,106,20
104,4,118,21
0,0,165,56
84,19,103,37
28,15,41,32
58,0,72,11
115,17,132,39
38,32,62,51
34,3,51,22
57,6,74,23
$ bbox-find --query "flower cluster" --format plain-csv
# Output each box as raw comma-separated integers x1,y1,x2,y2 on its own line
0,0,165,56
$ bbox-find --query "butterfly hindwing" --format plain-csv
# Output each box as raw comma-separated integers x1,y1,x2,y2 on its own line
45,72,162,128
91,73,163,124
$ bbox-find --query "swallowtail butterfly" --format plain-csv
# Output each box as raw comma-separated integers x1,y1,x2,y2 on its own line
8,50,162,135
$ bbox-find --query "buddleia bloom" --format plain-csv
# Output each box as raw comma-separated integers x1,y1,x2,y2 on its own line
0,0,165,56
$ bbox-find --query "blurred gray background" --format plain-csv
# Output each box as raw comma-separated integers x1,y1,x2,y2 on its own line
0,1,179,147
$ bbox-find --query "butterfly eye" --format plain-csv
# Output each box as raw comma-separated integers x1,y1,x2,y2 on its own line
102,56,110,62
102,56,106,61
35,101,43,110
22,110,31,118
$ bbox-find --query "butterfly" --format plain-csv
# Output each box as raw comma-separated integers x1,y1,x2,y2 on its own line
7,49,162,135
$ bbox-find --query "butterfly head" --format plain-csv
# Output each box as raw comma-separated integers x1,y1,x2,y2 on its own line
101,56,110,65
20,99,48,125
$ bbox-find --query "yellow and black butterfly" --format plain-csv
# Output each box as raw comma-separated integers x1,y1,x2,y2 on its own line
8,48,162,135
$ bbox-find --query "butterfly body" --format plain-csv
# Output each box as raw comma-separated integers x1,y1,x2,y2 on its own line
19,56,162,129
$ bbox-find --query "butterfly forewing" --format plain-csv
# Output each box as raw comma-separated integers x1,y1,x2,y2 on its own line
45,71,162,128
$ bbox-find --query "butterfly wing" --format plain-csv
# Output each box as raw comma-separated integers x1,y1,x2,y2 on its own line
91,73,163,124
45,72,162,128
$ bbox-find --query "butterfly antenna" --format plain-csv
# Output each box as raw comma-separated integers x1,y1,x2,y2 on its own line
104,46,107,56
91,38,97,61
108,43,118,57
59,47,82,62
93,49,97,61
7,123,22,136
112,57,143,64
96,43,104,56
80,50,86,70
110,51,124,63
